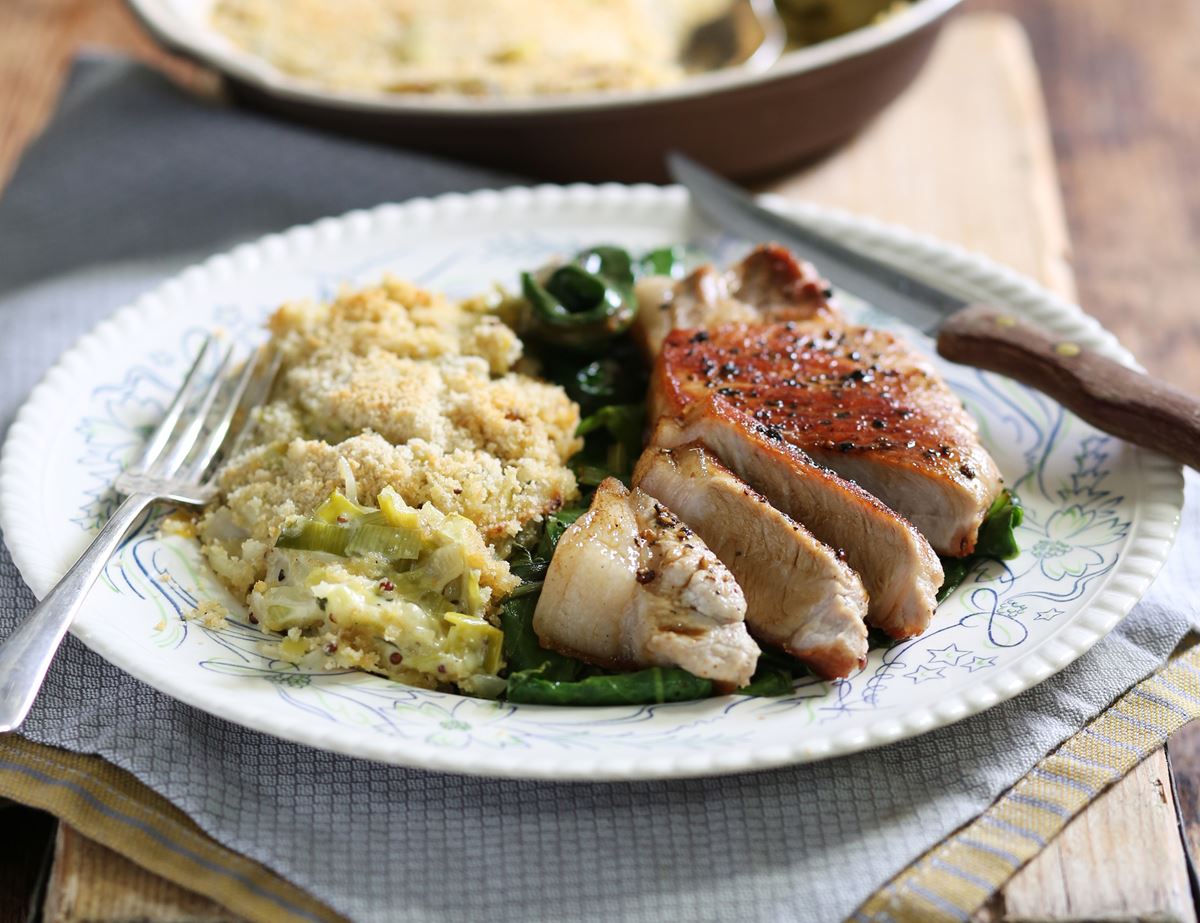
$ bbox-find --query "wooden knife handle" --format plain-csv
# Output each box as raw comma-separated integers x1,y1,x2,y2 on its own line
936,304,1200,470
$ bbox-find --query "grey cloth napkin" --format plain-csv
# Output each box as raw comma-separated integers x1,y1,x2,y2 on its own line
1,58,1197,923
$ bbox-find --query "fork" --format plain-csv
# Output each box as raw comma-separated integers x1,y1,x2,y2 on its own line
0,336,277,733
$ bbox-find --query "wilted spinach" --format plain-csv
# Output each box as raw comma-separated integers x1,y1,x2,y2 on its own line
937,490,1024,601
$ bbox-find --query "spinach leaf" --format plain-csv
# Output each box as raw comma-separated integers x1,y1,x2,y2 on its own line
576,402,645,445
638,245,688,279
571,462,619,488
733,645,809,696
537,265,608,314
577,246,636,289
866,626,896,650
755,645,812,677
936,490,1024,602
521,245,638,353
736,668,795,697
975,489,1024,559
537,506,588,560
531,332,647,422
570,353,646,410
936,558,973,603
507,545,549,584
506,665,713,706
571,403,646,485
500,594,583,682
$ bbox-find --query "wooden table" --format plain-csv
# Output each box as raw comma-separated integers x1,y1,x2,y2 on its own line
1,2,1198,921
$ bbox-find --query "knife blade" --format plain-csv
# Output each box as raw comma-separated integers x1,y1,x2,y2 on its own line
666,152,1200,472
667,152,963,335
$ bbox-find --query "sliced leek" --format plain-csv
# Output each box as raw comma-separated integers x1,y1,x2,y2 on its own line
259,487,507,694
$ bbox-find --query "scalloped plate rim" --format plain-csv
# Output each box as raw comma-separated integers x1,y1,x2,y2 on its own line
0,184,1184,780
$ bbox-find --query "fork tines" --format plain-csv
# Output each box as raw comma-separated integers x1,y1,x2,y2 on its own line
118,336,278,499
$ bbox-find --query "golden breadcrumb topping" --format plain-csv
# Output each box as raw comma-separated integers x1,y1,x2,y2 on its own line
266,276,522,374
185,599,230,630
198,276,581,601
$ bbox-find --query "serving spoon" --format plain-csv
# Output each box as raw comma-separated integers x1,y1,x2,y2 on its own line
680,0,788,75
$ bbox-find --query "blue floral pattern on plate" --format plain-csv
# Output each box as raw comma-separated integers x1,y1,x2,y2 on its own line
1,189,1181,779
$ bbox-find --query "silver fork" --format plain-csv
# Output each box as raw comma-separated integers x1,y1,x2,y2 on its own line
0,336,278,732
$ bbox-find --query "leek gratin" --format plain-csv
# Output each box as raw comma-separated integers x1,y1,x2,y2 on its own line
197,276,581,697
210,0,910,98
255,486,506,697
210,0,729,96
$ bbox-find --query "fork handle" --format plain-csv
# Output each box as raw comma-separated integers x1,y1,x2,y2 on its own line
0,492,155,732
937,305,1200,470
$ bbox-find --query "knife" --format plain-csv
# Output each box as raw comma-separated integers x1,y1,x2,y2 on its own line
667,153,1200,471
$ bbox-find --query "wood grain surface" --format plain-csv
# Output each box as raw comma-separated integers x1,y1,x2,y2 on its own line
0,803,55,923
1173,726,1200,907
972,749,1197,923
0,0,208,189
0,1,1198,922
976,0,1200,396
42,826,239,923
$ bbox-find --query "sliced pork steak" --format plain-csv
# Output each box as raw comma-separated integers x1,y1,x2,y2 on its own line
533,477,759,687
634,243,836,360
651,397,943,639
653,321,1003,556
634,444,868,678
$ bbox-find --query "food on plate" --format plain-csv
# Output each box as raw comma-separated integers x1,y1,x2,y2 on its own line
201,277,579,579
532,477,759,687
210,0,911,98
633,243,835,358
211,0,728,96
252,486,507,695
653,321,1004,555
633,444,868,678
518,245,643,351
198,276,580,692
644,245,1005,555
196,240,1018,705
650,398,942,639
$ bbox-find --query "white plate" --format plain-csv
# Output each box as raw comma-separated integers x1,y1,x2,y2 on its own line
0,185,1183,780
